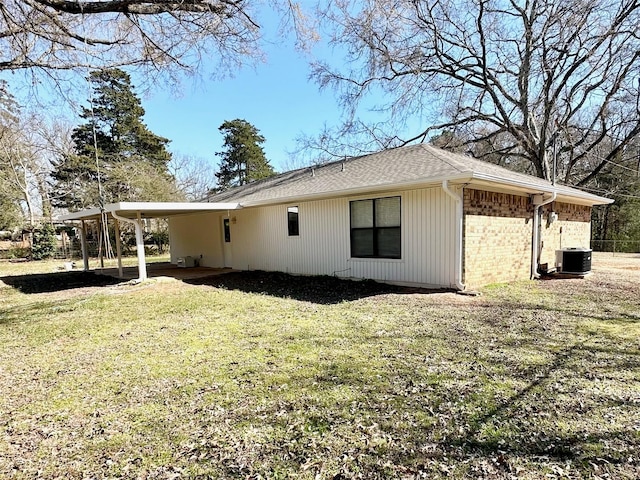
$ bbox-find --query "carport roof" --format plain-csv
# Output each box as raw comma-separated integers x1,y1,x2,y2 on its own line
58,201,241,222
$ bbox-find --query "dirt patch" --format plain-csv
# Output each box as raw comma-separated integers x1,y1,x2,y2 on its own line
185,270,452,304
534,252,640,308
593,252,640,270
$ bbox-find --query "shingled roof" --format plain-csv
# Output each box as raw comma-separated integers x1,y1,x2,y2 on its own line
205,144,611,206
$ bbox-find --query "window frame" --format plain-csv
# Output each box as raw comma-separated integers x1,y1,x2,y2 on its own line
287,206,299,237
223,218,231,243
349,196,401,259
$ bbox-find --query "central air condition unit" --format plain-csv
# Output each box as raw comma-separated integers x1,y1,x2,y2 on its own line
177,256,195,268
555,248,592,274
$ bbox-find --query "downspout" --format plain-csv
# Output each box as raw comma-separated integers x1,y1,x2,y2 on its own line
530,191,557,279
111,210,148,282
442,180,465,291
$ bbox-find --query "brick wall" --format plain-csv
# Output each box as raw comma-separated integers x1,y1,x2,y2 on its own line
538,202,591,269
463,189,532,288
462,189,592,288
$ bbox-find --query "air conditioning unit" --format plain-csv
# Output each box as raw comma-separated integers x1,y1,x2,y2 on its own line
177,256,195,268
555,248,592,274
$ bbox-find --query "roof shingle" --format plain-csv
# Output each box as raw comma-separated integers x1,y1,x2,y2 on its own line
205,144,609,206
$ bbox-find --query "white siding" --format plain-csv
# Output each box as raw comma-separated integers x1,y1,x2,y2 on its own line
169,212,224,267
220,187,456,288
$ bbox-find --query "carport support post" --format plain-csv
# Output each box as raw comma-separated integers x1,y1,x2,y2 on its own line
135,211,147,281
111,210,147,282
80,220,89,272
98,217,104,269
114,217,123,278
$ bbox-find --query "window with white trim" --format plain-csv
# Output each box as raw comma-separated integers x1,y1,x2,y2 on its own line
350,196,401,258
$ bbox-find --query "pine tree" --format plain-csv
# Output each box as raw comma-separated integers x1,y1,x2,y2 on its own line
51,69,178,210
215,119,275,190
31,223,57,260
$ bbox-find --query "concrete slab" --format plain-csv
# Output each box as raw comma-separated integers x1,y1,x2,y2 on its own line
95,262,236,281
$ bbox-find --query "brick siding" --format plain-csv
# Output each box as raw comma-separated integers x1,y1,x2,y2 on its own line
538,202,591,269
462,189,591,288
463,189,532,288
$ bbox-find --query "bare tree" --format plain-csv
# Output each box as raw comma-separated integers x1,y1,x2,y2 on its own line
0,86,74,227
0,124,44,227
0,0,309,85
29,116,76,220
312,0,640,185
169,153,218,200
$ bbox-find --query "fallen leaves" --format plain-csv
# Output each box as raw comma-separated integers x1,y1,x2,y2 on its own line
0,254,639,478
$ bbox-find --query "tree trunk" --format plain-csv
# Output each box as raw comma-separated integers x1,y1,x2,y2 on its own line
37,176,53,222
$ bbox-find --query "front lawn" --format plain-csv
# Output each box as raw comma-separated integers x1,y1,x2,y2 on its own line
1,255,639,479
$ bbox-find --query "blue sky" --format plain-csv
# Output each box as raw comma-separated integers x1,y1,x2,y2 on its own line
0,7,347,175
3,7,423,176
141,22,342,173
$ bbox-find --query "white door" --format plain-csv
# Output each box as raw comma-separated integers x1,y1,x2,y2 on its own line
222,217,233,268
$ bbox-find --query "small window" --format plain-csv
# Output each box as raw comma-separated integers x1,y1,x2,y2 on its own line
350,196,401,258
287,206,299,236
223,218,231,242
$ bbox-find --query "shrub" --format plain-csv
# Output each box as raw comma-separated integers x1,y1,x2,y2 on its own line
31,224,57,260
8,246,30,259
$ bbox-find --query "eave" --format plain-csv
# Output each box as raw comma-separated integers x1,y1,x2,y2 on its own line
58,201,243,222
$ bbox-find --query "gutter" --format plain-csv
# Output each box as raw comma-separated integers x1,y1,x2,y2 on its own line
58,206,103,222
470,172,612,205
442,180,466,291
231,171,610,210
530,192,557,279
239,172,475,208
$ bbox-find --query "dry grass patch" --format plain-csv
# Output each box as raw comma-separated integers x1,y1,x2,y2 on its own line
0,254,639,479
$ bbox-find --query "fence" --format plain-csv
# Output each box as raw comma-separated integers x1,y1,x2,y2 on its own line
52,241,167,260
591,240,640,254
1,240,167,261
0,240,31,260
53,239,93,260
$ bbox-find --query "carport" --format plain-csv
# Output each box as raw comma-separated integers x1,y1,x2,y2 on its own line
59,201,241,281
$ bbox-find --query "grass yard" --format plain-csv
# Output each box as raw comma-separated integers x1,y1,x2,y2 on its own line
0,254,639,479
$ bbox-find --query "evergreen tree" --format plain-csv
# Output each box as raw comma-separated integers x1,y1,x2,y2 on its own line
0,189,22,230
51,69,178,210
31,223,57,260
215,119,275,190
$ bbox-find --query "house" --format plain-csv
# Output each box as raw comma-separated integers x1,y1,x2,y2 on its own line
60,144,612,289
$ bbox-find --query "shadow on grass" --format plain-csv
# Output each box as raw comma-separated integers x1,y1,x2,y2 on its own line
2,268,451,303
1,271,122,294
187,337,640,478
184,270,450,304
483,298,640,324
431,340,640,473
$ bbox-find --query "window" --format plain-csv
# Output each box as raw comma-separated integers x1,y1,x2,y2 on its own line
287,206,299,236
350,196,401,258
223,218,231,242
